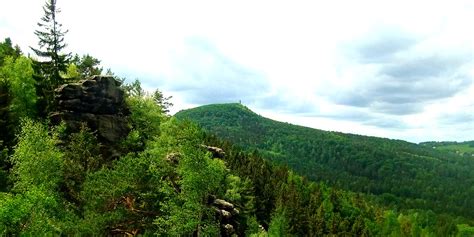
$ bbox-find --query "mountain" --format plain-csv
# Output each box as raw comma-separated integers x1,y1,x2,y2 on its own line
175,103,474,220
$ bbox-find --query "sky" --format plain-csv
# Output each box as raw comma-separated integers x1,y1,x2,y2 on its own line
0,0,473,143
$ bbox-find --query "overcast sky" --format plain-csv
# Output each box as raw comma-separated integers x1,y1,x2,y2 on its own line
1,0,473,143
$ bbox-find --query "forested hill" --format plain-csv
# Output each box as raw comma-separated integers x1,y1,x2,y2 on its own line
175,103,474,220
420,141,474,157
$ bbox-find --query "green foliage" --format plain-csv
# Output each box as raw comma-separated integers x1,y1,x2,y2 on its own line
122,79,173,114
153,119,225,235
0,188,62,235
80,154,162,235
0,119,78,235
0,147,9,192
0,38,21,66
31,0,70,116
62,63,80,81
176,103,474,220
0,96,469,235
0,79,13,150
1,0,471,233
0,55,36,160
152,89,173,114
1,56,37,119
268,208,291,236
10,119,63,192
61,54,103,81
122,78,145,97
62,125,103,203
70,54,103,78
457,224,474,237
124,95,165,152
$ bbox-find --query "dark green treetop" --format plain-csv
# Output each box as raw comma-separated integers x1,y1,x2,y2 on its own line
30,0,70,115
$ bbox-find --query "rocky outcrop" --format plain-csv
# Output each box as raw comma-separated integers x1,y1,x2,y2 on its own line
51,76,130,157
165,152,181,166
201,144,226,158
208,196,240,237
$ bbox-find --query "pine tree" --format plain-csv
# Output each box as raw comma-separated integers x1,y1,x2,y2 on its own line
30,0,70,115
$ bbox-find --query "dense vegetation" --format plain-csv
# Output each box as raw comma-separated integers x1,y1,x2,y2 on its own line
176,103,474,222
1,0,473,235
2,35,473,236
1,77,471,235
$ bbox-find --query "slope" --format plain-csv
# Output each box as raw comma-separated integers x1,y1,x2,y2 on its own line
175,103,474,220
420,141,474,157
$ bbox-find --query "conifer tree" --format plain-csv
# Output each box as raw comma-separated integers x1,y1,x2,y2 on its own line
30,0,70,115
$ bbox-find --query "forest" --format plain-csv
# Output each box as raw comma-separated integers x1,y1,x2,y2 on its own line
176,103,474,235
1,0,474,236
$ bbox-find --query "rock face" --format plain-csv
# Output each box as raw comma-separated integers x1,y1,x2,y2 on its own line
201,144,226,158
209,196,240,237
202,146,241,236
51,76,130,155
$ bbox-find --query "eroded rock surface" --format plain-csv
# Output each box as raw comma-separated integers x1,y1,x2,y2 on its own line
201,144,226,158
51,75,130,157
208,196,240,237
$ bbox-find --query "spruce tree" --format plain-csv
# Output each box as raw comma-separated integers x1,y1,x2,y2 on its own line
30,0,70,116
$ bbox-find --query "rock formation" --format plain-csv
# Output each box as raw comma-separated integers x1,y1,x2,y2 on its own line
201,144,226,158
51,75,130,157
208,196,240,237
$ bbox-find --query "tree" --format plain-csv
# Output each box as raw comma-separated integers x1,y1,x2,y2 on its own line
152,89,173,114
0,38,21,66
122,79,145,97
62,54,103,81
31,0,70,115
268,208,291,236
0,38,23,189
69,54,103,78
0,120,79,235
0,77,12,149
1,56,37,119
0,38,22,143
125,95,165,152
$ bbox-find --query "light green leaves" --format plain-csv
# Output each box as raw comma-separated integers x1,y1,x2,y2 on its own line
10,119,63,192
1,56,36,119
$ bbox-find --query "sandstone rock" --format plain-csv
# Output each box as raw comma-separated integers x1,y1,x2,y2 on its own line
213,199,234,210
208,196,240,236
222,224,235,236
51,75,130,157
221,209,232,219
201,145,226,158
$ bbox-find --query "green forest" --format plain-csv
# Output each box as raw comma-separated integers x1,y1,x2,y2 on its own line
1,0,473,236
176,103,474,236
